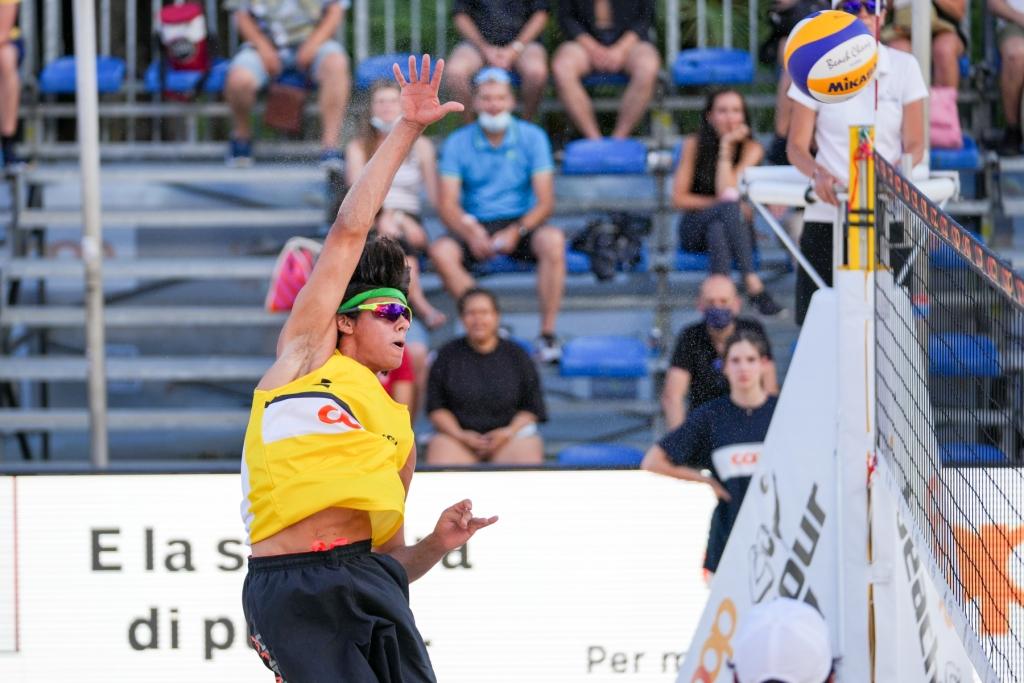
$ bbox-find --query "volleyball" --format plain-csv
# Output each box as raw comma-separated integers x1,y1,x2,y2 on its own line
784,9,878,104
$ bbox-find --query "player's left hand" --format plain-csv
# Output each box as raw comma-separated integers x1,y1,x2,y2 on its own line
394,54,464,129
432,499,498,551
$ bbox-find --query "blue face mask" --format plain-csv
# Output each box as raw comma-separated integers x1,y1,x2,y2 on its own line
704,307,734,330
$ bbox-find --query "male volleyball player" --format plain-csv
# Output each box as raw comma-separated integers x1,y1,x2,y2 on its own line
240,55,497,682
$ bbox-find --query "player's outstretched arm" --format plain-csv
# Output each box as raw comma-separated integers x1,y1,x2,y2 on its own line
380,500,498,583
275,55,463,363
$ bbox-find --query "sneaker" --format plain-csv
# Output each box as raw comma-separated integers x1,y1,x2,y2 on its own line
535,333,562,364
749,290,784,316
226,138,253,167
0,140,26,172
997,127,1022,157
319,148,344,171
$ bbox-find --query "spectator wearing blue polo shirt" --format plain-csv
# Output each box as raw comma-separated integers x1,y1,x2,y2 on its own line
430,67,566,363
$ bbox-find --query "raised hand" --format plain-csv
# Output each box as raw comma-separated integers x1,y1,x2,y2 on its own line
393,54,464,129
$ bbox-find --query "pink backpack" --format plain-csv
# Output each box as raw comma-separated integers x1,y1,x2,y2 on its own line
265,237,323,312
930,86,964,150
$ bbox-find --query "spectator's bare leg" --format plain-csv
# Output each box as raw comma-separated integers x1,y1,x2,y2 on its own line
0,45,18,137
515,43,549,121
932,32,963,89
611,42,660,139
492,435,544,464
316,52,350,150
406,256,447,329
429,236,477,299
426,433,479,465
531,226,565,336
225,66,260,141
1000,37,1024,140
552,41,601,139
445,43,484,122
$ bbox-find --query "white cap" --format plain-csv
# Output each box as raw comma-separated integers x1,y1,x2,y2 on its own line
731,598,833,683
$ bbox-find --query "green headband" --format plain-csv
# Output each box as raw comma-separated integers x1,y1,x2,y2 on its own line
338,287,408,313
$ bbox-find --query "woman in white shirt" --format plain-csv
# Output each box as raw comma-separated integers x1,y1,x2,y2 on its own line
346,80,447,328
786,0,928,324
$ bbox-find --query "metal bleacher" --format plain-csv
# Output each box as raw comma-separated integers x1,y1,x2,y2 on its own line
0,0,1007,462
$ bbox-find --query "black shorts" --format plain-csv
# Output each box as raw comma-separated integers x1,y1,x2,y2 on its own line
242,541,436,683
458,216,537,271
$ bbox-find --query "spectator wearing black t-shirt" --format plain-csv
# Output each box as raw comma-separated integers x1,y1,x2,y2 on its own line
643,330,778,574
661,275,777,430
551,0,661,139
426,288,547,465
445,0,550,121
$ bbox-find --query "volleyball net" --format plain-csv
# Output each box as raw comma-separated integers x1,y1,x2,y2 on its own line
873,152,1024,678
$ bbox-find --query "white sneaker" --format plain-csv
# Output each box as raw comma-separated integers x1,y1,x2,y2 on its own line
535,334,562,364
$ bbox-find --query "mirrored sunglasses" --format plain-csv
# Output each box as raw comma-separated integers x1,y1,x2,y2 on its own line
840,0,878,14
339,302,412,322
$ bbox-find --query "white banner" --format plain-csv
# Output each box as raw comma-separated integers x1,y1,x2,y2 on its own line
0,471,716,682
0,477,14,654
676,290,843,683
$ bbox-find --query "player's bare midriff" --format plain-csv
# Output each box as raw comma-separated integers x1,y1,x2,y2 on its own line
251,506,374,557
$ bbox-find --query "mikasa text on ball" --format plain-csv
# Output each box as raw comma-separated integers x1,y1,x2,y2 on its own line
784,9,878,104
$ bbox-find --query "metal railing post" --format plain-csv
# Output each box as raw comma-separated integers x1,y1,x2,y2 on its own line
73,0,110,469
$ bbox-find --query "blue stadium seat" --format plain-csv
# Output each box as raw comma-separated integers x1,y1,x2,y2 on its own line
557,443,645,467
675,248,762,272
930,242,967,270
561,138,648,175
355,52,418,89
39,56,126,94
930,135,979,170
939,442,1006,466
582,72,629,87
928,333,1001,377
958,54,970,80
560,335,647,378
672,48,754,86
143,59,229,94
473,246,592,276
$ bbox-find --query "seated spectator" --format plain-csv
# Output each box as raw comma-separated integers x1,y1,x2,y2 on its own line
730,598,835,683
430,68,566,362
446,0,549,121
426,288,547,465
642,330,778,577
0,0,23,169
882,0,966,90
224,0,351,167
672,89,783,316
661,275,778,431
378,344,428,420
551,0,661,140
346,80,447,328
990,0,1024,155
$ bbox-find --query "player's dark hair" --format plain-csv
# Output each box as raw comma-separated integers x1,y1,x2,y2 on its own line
724,328,769,359
457,287,500,316
340,236,410,318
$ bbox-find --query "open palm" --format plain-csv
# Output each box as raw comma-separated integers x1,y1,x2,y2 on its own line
394,54,464,128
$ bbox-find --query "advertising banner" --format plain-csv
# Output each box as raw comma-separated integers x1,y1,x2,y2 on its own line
676,290,843,683
0,470,716,682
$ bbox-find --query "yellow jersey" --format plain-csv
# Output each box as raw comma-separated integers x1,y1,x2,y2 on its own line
241,350,414,546
0,0,20,41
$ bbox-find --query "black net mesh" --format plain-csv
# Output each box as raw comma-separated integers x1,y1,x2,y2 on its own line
874,155,1024,679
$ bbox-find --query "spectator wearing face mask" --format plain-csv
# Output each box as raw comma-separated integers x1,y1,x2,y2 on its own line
660,275,778,431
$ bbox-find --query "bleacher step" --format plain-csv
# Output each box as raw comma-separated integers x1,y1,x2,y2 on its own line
0,306,287,327
3,257,278,280
0,356,272,381
0,408,251,431
17,208,323,229
23,164,327,185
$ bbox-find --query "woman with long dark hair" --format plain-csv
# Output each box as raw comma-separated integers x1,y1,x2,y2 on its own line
642,329,778,577
672,89,782,316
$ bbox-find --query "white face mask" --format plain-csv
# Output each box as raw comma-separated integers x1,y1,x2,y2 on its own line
477,111,512,133
371,116,396,133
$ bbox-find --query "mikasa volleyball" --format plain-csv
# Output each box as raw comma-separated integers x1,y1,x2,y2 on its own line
784,9,878,103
